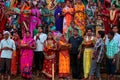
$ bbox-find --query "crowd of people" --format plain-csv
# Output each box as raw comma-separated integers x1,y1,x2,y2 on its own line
0,0,120,80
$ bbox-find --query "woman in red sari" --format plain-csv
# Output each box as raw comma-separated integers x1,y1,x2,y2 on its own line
0,3,7,33
11,33,21,76
100,5,111,34
110,4,119,27
42,32,57,80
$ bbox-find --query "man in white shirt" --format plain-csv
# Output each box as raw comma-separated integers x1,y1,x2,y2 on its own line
34,27,47,76
0,31,16,80
112,26,120,72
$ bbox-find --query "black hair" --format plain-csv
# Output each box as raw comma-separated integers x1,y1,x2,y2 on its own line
50,22,54,24
86,28,92,32
74,28,79,32
26,30,31,34
108,31,115,37
98,30,105,38
112,25,118,29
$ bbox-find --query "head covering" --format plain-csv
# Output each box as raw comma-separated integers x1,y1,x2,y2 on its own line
3,31,11,39
3,31,10,36
33,1,37,6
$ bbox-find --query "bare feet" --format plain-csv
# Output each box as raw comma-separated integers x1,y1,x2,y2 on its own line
8,75,11,80
1,75,4,80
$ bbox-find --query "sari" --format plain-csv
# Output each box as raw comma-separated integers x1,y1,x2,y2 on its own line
29,8,41,37
41,7,53,26
104,0,111,8
20,36,34,79
11,34,21,75
42,40,56,78
110,9,119,26
74,3,86,36
54,6,63,33
58,40,70,78
82,36,95,78
100,5,111,34
63,6,74,34
46,0,56,23
19,4,30,37
0,5,7,33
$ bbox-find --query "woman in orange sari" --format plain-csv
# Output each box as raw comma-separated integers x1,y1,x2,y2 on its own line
11,33,21,76
42,32,57,80
62,1,74,34
74,0,86,36
58,35,71,79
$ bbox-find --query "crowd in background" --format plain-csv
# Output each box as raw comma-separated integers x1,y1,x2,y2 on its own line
0,0,120,80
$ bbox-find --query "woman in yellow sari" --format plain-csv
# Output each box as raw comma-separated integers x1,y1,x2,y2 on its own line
58,35,71,79
81,28,95,79
74,0,86,36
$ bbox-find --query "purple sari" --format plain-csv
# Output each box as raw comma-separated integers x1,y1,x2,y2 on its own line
54,6,63,33
20,36,34,79
29,8,41,37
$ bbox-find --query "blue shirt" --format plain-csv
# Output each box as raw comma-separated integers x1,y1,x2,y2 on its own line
106,39,118,59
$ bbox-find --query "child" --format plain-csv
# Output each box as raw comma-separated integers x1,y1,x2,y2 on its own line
95,15,104,34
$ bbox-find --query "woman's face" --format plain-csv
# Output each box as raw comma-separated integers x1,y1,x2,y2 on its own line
26,32,30,37
48,33,53,39
112,5,116,10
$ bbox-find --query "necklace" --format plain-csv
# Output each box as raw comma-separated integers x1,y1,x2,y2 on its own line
110,10,116,20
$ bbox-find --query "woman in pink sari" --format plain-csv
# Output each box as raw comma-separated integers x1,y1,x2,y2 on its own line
20,31,36,79
29,1,41,37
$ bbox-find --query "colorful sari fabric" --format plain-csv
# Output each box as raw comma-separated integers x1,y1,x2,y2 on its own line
20,36,34,79
46,0,56,23
63,6,74,34
54,6,63,33
74,3,86,36
19,4,30,37
42,40,56,78
110,9,119,26
41,7,53,26
58,40,70,78
82,36,94,78
11,34,21,75
100,5,111,34
29,8,41,37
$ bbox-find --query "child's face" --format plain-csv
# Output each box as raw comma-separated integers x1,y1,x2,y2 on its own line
98,16,101,20
50,23,54,26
